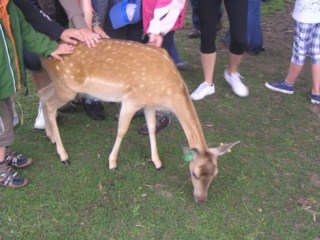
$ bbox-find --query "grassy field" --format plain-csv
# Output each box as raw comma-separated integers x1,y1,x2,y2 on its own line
1,1,319,239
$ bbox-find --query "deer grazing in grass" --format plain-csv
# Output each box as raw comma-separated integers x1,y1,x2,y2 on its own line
40,39,239,203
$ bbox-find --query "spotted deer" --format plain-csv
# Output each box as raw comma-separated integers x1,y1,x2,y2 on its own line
40,39,239,203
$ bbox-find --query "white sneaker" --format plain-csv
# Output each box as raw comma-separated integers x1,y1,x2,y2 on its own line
34,103,45,130
191,82,215,100
224,70,249,97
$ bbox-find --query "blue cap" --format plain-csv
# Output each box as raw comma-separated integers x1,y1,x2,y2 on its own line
109,0,141,29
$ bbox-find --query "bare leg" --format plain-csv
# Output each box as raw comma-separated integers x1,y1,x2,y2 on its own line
311,63,320,95
285,62,304,85
201,52,216,84
226,52,243,74
0,147,5,162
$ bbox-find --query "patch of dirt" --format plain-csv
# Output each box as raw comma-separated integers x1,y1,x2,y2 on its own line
311,174,320,187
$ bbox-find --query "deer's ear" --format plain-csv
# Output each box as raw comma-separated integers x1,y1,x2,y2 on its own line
210,141,241,156
183,147,199,162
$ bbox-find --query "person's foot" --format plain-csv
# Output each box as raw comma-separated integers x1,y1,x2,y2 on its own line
191,82,215,100
4,152,33,168
224,70,249,97
176,61,190,70
138,114,170,135
308,92,320,104
84,101,105,121
187,28,201,39
265,80,295,94
0,164,28,188
34,104,45,130
58,100,78,113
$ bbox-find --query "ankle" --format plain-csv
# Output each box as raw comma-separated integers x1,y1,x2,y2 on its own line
284,80,294,86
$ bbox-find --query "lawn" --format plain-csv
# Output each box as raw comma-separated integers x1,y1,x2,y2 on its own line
1,1,319,239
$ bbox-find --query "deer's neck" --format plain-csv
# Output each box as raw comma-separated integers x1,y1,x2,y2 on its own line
172,92,208,152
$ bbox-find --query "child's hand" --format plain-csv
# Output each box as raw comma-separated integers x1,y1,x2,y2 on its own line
147,33,163,47
60,29,84,45
50,43,74,60
93,25,109,39
79,28,101,48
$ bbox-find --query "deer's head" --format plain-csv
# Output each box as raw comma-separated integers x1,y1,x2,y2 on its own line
184,141,240,203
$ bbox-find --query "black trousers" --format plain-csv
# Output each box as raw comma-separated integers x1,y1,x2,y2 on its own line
198,0,248,55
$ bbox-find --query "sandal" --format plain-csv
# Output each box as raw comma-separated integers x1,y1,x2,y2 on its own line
5,152,33,168
0,165,28,188
138,114,170,135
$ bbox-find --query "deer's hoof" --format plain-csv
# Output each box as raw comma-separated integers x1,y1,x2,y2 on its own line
62,160,70,165
110,167,118,172
156,165,165,171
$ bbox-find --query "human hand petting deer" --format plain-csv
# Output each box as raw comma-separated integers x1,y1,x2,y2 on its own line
49,43,75,60
147,33,163,47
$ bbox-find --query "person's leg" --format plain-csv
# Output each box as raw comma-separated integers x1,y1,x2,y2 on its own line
187,0,201,39
285,63,304,85
170,41,180,64
0,98,29,188
311,63,320,95
308,23,320,103
95,0,109,31
265,21,308,95
190,0,220,100
223,0,249,97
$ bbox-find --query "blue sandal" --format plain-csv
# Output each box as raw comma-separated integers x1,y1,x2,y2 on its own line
5,152,32,168
0,165,28,188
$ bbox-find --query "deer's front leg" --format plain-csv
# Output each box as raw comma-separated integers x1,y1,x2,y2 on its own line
108,102,137,169
144,109,163,170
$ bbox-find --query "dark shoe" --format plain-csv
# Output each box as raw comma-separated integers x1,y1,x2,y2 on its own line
0,165,28,188
133,109,144,118
308,92,320,104
187,29,201,39
58,100,78,113
265,80,295,94
176,61,190,70
138,115,170,135
84,101,105,121
5,152,33,168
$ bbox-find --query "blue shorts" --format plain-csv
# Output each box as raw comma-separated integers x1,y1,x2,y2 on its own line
291,21,320,65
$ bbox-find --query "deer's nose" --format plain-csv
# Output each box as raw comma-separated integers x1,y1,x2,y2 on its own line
194,195,207,204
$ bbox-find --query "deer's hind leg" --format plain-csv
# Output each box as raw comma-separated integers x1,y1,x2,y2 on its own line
39,84,77,163
108,102,140,170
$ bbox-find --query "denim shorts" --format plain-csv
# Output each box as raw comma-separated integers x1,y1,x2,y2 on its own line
0,97,14,147
291,21,320,65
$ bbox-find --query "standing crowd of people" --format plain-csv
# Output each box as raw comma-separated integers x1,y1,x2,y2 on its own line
1,0,319,187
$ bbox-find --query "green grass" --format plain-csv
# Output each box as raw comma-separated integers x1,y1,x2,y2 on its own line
1,1,319,239
261,0,293,15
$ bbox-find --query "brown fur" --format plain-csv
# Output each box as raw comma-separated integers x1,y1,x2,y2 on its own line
40,39,239,203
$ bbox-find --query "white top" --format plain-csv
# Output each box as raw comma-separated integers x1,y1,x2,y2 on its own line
292,0,320,23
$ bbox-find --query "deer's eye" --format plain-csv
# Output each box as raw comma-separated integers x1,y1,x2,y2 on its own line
192,172,200,180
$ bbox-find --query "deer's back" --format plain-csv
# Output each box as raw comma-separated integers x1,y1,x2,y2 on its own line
42,39,189,104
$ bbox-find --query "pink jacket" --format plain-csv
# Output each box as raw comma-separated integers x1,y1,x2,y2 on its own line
142,0,187,35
